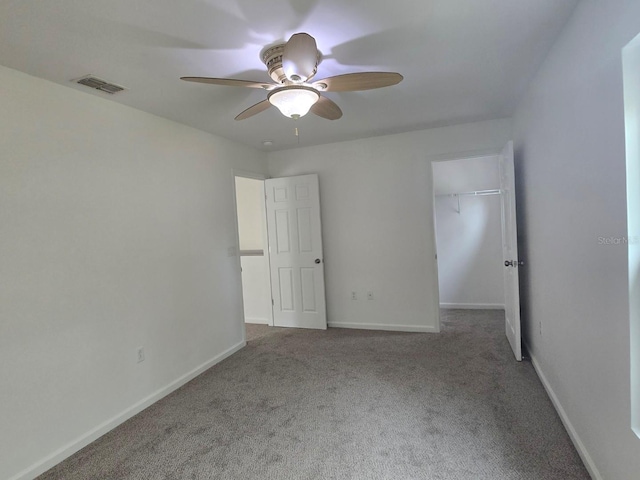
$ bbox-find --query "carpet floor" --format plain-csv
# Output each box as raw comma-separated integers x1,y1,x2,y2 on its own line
37,310,589,479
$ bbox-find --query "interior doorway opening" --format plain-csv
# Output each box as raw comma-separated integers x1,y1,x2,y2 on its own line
233,172,328,333
431,143,522,361
432,155,506,310
233,174,272,327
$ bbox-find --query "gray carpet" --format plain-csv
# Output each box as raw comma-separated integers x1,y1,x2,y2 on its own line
245,322,281,342
37,310,589,479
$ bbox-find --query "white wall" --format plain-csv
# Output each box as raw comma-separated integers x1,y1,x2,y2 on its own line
0,65,267,480
512,0,640,478
268,119,512,333
234,176,271,324
433,156,504,309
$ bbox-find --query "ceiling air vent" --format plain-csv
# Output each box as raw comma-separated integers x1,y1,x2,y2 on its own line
75,75,126,94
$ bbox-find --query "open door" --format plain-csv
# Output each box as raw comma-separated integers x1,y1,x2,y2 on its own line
265,174,327,329
500,141,522,361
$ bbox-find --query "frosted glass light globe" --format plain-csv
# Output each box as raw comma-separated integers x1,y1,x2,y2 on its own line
268,86,320,119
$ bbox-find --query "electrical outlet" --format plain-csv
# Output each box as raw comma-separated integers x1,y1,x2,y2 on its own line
367,291,374,300
351,291,357,300
137,347,145,363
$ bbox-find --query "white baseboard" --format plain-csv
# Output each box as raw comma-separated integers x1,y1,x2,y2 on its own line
440,303,505,310
244,317,270,325
525,341,601,480
328,322,438,333
10,340,246,480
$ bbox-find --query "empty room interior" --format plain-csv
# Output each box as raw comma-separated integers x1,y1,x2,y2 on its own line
2,1,640,479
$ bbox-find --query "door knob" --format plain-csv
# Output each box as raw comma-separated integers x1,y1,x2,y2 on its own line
504,260,524,267
315,258,321,264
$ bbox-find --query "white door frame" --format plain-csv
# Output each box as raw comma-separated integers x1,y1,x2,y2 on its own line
231,170,274,332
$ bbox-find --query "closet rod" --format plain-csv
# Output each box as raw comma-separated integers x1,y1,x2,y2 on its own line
435,189,502,214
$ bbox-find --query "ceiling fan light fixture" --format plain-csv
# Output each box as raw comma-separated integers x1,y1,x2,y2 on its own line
181,32,403,121
268,86,320,119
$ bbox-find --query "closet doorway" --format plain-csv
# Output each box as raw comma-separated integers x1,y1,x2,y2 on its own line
433,155,505,310
432,143,522,360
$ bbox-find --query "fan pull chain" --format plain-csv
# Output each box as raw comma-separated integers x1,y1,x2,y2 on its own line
295,127,300,145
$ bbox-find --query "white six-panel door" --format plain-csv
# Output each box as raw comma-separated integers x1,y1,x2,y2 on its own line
500,141,522,361
265,174,327,329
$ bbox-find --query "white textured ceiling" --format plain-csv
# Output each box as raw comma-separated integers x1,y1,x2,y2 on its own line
0,0,579,151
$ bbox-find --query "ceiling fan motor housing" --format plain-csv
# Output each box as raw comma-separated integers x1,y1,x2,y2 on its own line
262,45,286,83
262,43,318,84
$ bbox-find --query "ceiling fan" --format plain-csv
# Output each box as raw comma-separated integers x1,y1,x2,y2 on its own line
180,33,403,121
